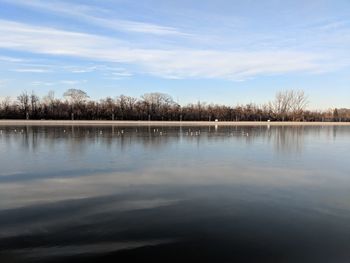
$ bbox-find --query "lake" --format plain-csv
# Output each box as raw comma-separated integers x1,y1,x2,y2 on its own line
0,125,350,262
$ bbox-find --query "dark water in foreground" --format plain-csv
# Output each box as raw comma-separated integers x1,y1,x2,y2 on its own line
0,125,350,263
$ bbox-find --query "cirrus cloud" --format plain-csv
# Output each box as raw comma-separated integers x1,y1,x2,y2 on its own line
0,19,336,81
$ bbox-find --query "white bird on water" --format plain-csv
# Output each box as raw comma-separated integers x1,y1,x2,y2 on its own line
241,131,249,137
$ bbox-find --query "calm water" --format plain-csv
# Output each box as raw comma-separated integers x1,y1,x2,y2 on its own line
0,125,350,263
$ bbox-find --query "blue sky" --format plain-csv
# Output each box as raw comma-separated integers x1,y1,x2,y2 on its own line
0,0,349,109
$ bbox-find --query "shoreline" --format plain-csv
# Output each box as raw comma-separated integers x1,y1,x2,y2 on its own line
0,120,350,126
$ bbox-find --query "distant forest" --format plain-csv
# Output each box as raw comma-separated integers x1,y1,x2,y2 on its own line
0,89,349,121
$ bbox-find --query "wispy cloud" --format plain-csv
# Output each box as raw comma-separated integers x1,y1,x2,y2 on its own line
0,55,25,63
111,72,133,77
30,80,87,87
309,19,350,31
65,65,133,80
60,80,87,85
68,66,97,73
4,0,188,36
95,19,189,36
30,81,54,86
13,68,52,73
0,19,335,81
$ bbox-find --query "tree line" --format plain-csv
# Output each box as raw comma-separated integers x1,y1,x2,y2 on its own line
0,89,349,121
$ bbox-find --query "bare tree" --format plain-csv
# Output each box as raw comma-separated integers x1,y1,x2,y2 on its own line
30,91,40,117
141,92,175,120
42,90,56,117
63,89,89,104
290,90,308,121
116,95,127,120
63,89,89,120
2,88,349,122
269,90,293,120
100,97,116,120
42,90,55,105
1,96,10,111
269,90,308,121
17,91,30,119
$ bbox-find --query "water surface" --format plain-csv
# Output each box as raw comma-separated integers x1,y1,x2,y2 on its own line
0,125,350,262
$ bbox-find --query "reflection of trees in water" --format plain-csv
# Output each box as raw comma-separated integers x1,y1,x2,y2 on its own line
1,125,349,154
269,126,305,154
268,126,350,154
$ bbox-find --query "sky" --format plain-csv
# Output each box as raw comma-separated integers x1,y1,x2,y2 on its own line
0,0,349,109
